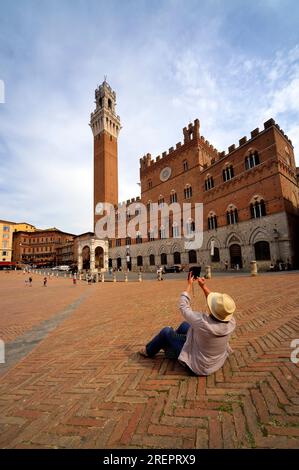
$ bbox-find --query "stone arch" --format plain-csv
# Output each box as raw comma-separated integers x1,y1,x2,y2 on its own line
225,203,238,212
158,244,168,255
206,235,221,251
170,243,181,254
95,246,104,269
77,238,108,273
249,194,265,205
225,232,243,248
82,245,90,270
248,226,270,245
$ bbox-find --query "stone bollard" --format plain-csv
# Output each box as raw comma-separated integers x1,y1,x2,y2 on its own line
113,272,116,282
250,260,258,276
56,272,58,278
124,272,128,282
95,273,99,283
101,273,105,282
79,274,82,281
205,265,212,279
138,272,142,282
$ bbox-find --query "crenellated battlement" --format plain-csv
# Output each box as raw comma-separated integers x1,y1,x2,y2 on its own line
139,117,293,176
222,118,293,157
116,196,141,209
139,119,203,172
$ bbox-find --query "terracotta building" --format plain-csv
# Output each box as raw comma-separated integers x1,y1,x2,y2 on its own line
104,85,298,271
0,220,36,264
12,228,75,267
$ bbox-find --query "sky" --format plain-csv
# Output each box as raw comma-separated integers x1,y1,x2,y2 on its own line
0,0,299,234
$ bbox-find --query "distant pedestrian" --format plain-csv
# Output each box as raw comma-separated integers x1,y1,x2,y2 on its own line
73,273,77,285
28,276,33,287
156,266,163,281
43,277,47,287
225,260,228,271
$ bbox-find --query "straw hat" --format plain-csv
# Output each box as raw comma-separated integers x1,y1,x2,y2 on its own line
207,292,236,322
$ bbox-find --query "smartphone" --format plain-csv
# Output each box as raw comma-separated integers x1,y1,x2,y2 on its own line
188,266,201,279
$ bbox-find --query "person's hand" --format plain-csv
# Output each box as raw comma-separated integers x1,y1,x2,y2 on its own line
197,277,206,288
186,272,195,293
188,272,195,285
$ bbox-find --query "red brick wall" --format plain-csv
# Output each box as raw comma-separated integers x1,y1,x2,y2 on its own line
94,131,118,230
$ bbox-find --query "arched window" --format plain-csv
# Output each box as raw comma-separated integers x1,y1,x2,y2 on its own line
159,226,166,239
186,219,195,236
149,254,155,266
170,191,177,203
137,255,143,266
184,185,192,199
250,198,266,218
148,180,152,189
223,165,234,182
125,237,131,245
148,230,155,241
117,257,122,269
174,252,181,264
161,253,167,265
188,250,197,263
108,258,112,268
226,207,238,225
136,232,143,243
254,241,270,261
172,223,180,238
245,151,260,170
205,176,214,191
211,247,220,262
158,196,165,208
183,160,188,172
108,98,112,109
208,213,218,230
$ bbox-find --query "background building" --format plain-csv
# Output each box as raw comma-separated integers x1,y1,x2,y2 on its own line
0,220,36,264
104,87,298,271
12,228,75,267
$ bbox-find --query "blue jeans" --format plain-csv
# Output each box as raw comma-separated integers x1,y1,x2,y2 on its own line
146,322,190,359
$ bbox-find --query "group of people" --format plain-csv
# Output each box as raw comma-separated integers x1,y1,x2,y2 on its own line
25,276,47,287
269,259,292,271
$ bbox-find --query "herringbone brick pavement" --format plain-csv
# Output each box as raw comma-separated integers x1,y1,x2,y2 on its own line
0,272,298,448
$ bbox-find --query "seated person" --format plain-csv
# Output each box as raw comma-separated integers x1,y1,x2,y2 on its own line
139,275,236,376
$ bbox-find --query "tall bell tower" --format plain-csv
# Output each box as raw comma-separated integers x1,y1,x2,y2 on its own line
90,80,121,230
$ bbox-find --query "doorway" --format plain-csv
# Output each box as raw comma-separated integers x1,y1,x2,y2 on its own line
229,244,242,269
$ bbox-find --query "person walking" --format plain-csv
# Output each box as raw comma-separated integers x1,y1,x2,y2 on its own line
28,276,33,287
73,273,77,285
225,260,228,271
43,277,47,287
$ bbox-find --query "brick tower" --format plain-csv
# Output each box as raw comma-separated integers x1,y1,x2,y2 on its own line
90,80,121,230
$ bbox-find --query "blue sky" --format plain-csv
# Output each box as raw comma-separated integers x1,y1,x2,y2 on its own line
0,0,299,234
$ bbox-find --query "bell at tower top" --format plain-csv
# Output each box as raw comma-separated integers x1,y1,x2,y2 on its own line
90,80,121,139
